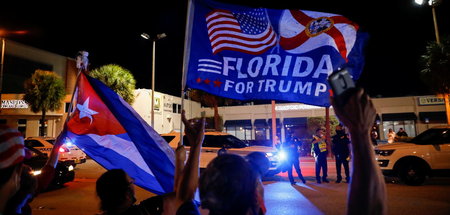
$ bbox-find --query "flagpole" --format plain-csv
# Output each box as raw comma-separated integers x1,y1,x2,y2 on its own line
179,0,195,147
271,100,277,148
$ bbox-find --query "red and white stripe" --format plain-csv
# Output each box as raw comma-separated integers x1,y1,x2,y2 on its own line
0,126,25,169
206,9,276,55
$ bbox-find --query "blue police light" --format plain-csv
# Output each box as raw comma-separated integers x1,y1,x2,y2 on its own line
64,138,73,147
278,150,288,161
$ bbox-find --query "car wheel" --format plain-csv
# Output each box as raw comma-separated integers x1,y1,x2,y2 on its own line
398,162,426,186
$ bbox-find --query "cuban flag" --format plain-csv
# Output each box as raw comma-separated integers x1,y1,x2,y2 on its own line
57,72,175,194
185,0,368,107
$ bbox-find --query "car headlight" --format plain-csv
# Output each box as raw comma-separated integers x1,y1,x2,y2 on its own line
31,170,42,176
374,149,395,156
68,165,74,171
266,152,274,157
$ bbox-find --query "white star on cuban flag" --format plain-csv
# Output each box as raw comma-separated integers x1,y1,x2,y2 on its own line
76,97,98,124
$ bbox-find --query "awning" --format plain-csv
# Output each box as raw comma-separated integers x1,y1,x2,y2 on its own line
283,117,307,126
254,119,268,128
268,118,281,128
419,111,447,123
224,120,252,128
381,113,417,121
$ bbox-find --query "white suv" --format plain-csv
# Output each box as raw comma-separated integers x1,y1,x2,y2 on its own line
24,137,87,165
374,126,450,185
161,131,281,176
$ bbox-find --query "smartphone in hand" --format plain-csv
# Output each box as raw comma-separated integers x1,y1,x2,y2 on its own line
328,68,357,107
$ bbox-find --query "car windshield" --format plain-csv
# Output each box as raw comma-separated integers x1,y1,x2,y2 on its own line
47,139,55,144
410,128,450,145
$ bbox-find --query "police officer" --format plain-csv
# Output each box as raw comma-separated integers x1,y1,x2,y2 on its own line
311,128,329,183
332,124,351,183
283,137,306,185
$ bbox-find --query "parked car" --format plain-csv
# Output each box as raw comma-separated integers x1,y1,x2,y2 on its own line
374,126,450,185
24,137,87,165
161,131,282,176
24,145,75,186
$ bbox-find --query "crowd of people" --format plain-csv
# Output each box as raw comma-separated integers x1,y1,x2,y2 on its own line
1,88,388,215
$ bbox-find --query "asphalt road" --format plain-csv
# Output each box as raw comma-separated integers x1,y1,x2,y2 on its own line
29,158,450,215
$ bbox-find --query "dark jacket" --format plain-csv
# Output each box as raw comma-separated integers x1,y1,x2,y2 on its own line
332,131,350,158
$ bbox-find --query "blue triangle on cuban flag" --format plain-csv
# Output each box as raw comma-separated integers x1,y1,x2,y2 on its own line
56,72,175,195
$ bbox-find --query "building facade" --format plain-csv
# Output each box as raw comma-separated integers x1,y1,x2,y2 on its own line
200,96,447,143
0,40,77,137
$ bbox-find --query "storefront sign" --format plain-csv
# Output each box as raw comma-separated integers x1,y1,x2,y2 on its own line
275,104,322,111
154,96,161,111
164,102,172,112
1,100,29,109
418,97,445,106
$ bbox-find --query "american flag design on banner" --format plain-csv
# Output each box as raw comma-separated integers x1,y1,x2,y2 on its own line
186,0,368,107
206,8,276,55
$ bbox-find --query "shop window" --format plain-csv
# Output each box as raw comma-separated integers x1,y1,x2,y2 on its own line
224,120,252,140
65,102,71,113
383,120,416,139
18,119,27,137
39,119,48,137
226,126,252,140
255,128,267,140
173,104,177,113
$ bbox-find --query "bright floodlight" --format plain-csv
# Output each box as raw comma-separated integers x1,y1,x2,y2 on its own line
141,33,150,40
157,33,167,40
414,0,424,5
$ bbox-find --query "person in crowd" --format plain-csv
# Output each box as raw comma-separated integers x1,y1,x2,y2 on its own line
387,128,396,143
332,124,351,183
311,128,329,183
5,136,64,215
370,126,378,146
283,137,306,185
332,88,387,215
95,110,204,215
0,125,26,214
245,152,270,215
396,128,408,137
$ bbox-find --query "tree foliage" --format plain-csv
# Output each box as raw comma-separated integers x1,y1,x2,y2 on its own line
23,70,66,136
420,37,450,95
90,64,136,104
307,116,339,136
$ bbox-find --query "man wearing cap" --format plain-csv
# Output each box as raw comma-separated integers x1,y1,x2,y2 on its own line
0,125,25,214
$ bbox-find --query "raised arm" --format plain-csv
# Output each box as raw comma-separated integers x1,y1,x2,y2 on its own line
175,110,205,207
332,88,387,215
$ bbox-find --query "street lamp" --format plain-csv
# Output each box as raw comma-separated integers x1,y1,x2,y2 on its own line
141,32,167,128
414,0,441,44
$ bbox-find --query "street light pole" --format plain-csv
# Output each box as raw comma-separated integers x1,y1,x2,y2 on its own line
431,5,440,44
415,0,441,44
0,38,5,110
151,39,156,128
141,32,166,128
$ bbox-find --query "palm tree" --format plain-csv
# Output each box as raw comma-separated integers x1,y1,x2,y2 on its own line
420,37,450,124
189,89,240,131
23,70,66,136
89,64,136,104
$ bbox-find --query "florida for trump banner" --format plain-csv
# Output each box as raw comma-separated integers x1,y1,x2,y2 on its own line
185,0,368,107
56,72,175,194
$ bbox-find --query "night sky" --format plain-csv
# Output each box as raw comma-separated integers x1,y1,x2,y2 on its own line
1,0,449,100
